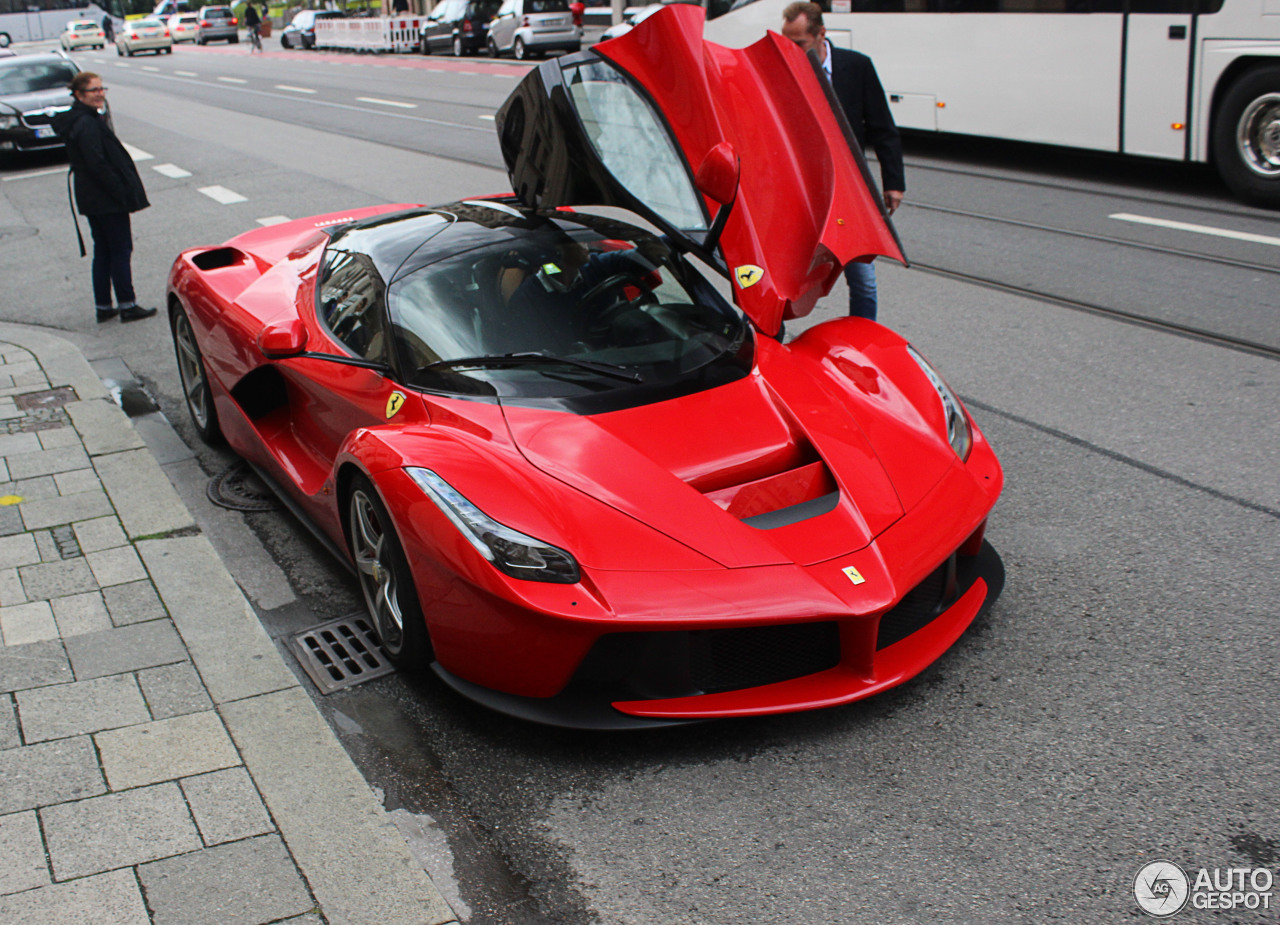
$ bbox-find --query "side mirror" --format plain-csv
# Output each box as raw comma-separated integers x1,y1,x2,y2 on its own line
258,318,308,359
694,142,739,207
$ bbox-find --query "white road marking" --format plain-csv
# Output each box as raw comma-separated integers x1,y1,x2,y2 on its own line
491,73,516,79
175,70,198,76
275,84,315,93
141,65,159,71
0,167,67,182
1109,212,1280,248
113,62,131,68
152,163,192,178
477,114,495,121
217,76,247,84
256,215,291,226
122,143,153,162
356,96,416,109
198,185,248,204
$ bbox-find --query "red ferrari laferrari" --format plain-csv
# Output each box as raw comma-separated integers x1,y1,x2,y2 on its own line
167,5,1003,728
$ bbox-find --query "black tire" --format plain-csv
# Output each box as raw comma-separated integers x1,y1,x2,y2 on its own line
452,34,463,56
513,36,526,60
197,35,205,44
165,46,172,53
1212,65,1280,209
169,303,223,445
230,35,239,43
116,43,124,55
347,474,432,669
420,34,430,54
487,36,499,57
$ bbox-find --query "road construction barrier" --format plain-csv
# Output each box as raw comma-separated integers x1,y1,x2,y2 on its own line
314,17,424,52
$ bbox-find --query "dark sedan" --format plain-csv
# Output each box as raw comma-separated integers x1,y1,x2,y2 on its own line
280,9,341,49
0,53,79,164
419,0,500,56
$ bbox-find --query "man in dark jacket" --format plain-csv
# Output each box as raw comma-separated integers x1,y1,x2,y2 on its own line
52,72,156,323
782,1,903,321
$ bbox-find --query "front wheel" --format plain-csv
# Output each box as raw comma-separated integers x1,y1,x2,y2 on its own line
1212,65,1280,209
169,303,223,445
347,475,432,670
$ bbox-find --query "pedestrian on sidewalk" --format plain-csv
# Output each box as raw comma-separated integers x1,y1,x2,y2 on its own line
51,72,157,324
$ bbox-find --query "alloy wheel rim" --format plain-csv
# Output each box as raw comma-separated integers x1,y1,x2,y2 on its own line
1237,92,1280,177
350,490,404,650
174,315,210,430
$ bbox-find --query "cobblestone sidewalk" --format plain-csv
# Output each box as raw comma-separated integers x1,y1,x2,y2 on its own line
0,328,456,925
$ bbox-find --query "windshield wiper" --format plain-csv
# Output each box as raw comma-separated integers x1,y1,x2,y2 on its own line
420,352,644,383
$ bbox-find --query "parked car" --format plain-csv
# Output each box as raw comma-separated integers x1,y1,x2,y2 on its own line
419,0,500,56
164,6,1003,729
487,0,578,59
196,5,239,44
279,9,340,49
168,12,200,42
117,17,174,55
0,52,78,163
59,20,107,51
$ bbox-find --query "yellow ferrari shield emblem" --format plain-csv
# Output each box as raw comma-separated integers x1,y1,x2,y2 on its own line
385,391,406,420
735,265,764,289
842,566,866,586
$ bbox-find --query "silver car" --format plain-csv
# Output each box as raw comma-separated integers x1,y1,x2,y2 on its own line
196,5,239,44
487,0,578,60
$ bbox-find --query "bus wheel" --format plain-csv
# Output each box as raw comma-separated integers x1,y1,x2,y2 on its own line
1213,66,1280,209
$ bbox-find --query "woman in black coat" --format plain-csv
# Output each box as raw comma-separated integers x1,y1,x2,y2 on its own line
52,72,156,323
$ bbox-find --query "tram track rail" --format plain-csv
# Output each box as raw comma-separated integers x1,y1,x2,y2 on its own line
910,260,1280,361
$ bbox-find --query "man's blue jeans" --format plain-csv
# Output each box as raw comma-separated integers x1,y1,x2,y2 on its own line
845,260,877,321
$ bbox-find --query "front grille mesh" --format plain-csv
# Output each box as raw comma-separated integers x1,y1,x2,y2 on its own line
876,561,950,650
689,622,840,694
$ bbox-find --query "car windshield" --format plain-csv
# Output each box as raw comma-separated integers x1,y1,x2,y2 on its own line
71,22,97,31
0,61,77,95
134,19,163,27
389,223,747,399
204,8,231,17
529,0,568,10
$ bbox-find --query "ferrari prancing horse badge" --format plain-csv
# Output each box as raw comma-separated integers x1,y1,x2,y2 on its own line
385,391,406,419
735,265,764,289
842,566,866,586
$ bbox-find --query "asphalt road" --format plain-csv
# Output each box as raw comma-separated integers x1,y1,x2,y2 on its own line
3,39,1278,925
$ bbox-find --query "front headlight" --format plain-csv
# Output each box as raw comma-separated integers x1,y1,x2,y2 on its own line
406,467,580,584
906,346,972,460
0,115,19,130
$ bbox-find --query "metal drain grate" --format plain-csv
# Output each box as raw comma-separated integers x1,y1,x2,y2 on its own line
287,615,395,694
208,460,279,512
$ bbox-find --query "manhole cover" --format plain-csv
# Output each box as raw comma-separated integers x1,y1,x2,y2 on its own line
287,615,395,694
15,387,77,411
207,461,279,512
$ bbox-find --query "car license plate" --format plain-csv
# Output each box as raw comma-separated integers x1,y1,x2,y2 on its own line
34,126,55,139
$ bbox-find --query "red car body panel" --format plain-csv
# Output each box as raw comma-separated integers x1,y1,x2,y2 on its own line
166,8,1003,726
584,4,903,335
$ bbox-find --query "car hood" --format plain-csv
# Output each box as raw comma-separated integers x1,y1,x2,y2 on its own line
495,3,903,338
1,89,73,116
501,356,907,570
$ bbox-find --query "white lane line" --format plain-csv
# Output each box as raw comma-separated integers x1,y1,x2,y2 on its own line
456,71,477,76
0,167,67,182
122,143,153,162
217,76,247,84
256,215,291,226
153,163,192,178
275,84,316,93
491,73,516,79
1109,212,1280,248
477,114,495,121
113,62,131,68
356,96,416,109
175,70,198,76
141,65,159,72
198,185,248,204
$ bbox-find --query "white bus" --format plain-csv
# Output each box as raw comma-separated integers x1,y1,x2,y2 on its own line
705,0,1280,207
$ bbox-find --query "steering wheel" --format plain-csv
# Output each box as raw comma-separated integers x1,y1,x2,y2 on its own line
576,273,655,335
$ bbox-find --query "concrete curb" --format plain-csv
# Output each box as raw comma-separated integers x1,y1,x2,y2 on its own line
0,324,457,925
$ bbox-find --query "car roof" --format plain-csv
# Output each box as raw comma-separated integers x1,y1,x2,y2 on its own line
0,52,78,69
